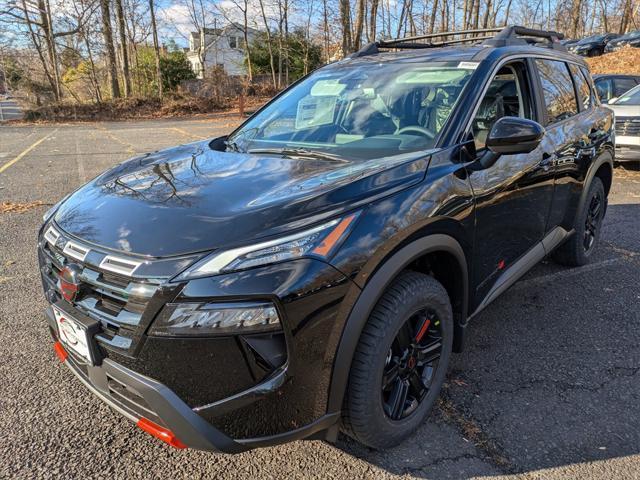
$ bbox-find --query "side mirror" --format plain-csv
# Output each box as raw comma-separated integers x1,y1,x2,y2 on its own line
608,97,618,104
486,117,545,155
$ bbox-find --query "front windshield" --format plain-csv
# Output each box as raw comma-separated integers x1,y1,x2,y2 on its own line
227,61,476,161
614,84,640,105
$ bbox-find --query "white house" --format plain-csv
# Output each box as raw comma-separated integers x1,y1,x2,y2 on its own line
186,23,258,78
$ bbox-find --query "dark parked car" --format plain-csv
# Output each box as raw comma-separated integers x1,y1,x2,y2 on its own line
561,38,578,47
605,30,640,52
39,26,614,452
593,74,640,103
568,32,621,56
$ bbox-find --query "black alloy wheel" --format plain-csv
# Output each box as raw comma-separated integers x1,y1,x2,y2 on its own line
583,189,603,253
343,271,453,449
382,308,442,421
553,176,606,267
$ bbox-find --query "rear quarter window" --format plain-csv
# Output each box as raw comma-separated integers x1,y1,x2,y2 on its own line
568,64,592,110
535,59,579,124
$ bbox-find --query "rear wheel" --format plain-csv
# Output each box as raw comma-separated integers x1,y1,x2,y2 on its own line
553,177,606,266
342,271,453,449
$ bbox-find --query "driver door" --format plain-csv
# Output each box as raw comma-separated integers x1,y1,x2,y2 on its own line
467,59,555,307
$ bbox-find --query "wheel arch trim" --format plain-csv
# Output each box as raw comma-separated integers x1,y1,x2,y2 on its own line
326,234,468,413
579,150,613,215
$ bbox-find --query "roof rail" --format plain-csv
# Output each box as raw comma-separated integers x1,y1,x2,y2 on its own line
347,25,566,58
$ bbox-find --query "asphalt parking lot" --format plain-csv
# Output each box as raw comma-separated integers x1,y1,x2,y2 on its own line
1,117,639,479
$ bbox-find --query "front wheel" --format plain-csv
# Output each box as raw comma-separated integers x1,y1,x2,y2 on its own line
342,271,453,449
553,177,606,266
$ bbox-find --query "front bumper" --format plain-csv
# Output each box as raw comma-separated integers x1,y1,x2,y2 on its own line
615,138,640,161
46,307,339,452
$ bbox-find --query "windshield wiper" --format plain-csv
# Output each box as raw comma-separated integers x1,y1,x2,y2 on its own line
247,147,348,162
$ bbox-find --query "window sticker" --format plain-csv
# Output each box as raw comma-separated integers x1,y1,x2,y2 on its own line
458,61,479,69
295,95,337,129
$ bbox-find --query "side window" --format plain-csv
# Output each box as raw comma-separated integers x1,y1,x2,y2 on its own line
613,77,638,97
472,62,534,150
535,59,578,124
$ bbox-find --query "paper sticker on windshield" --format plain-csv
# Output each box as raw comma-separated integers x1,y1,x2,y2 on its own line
458,61,479,69
295,95,336,130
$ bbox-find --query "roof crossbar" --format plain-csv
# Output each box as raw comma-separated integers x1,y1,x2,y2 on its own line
378,28,503,47
348,25,567,58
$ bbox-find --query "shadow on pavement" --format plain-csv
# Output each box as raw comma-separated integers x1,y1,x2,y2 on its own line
332,202,640,479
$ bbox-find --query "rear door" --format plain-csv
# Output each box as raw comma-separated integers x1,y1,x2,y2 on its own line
535,60,607,233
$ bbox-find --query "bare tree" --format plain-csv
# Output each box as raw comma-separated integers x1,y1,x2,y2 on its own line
257,0,277,87
148,0,162,97
114,0,131,96
339,0,352,54
100,0,121,98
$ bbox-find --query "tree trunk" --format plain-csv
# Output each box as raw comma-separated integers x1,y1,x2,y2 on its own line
503,0,512,25
21,0,56,96
570,0,582,38
354,0,366,50
100,0,121,98
243,1,253,84
323,0,330,60
472,0,480,29
369,0,380,41
258,0,278,87
462,0,470,29
340,0,353,55
114,0,131,97
482,0,493,28
39,0,61,100
429,0,439,33
148,0,162,98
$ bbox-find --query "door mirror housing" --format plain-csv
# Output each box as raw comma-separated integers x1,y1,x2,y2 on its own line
486,117,545,155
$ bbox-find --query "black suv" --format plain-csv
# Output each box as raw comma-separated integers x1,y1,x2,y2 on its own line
39,26,614,452
567,32,621,56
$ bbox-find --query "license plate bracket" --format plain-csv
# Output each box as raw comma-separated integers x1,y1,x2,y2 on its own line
52,305,102,365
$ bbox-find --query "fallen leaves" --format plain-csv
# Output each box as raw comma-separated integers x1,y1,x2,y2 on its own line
586,46,640,75
0,201,50,214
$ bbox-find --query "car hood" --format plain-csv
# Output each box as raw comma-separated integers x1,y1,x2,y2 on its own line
608,104,640,117
54,140,430,257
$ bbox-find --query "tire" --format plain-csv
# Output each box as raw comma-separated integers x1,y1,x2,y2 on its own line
342,271,453,449
553,177,606,267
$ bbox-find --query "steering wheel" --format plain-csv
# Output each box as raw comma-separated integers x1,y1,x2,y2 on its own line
396,125,436,139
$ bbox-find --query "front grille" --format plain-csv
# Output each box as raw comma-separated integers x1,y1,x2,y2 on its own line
39,225,163,355
615,117,640,136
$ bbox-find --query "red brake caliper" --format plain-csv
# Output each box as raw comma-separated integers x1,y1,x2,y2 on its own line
415,318,431,343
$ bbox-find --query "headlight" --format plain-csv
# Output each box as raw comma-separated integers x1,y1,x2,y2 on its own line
175,212,359,280
149,301,280,336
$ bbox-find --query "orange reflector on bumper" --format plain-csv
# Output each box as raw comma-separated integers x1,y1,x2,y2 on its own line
137,417,187,449
53,341,68,362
